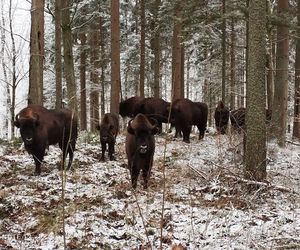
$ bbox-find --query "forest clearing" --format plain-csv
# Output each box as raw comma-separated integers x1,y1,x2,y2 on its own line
0,129,299,249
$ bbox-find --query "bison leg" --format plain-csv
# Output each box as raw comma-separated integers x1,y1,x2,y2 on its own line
32,152,44,175
100,142,106,161
143,168,150,189
108,142,115,161
129,162,140,189
197,126,205,140
182,126,191,143
59,141,74,170
66,144,74,170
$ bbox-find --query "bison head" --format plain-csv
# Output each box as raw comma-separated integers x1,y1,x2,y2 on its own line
14,109,39,146
97,123,115,143
127,114,158,154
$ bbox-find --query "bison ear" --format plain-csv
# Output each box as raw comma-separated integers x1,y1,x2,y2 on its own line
14,114,20,128
127,126,134,135
148,118,159,135
127,120,135,135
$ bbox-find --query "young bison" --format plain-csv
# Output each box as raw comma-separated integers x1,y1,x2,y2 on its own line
214,101,230,134
96,113,119,161
125,114,158,189
14,105,78,175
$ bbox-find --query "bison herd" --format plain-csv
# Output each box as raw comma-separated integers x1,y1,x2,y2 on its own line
14,97,271,189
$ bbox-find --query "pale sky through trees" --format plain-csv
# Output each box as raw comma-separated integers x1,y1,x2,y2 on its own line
0,0,30,137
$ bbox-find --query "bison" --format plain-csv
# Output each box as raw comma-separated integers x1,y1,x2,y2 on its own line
14,105,78,175
230,107,272,133
214,101,230,134
133,97,171,133
230,107,246,133
125,113,158,189
96,113,119,161
170,98,208,143
119,96,144,118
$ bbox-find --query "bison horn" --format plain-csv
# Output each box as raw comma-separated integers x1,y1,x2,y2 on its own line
127,119,135,134
15,114,20,122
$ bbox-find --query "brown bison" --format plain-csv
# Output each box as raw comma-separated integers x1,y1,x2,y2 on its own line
96,113,119,161
119,96,144,118
125,113,158,189
230,108,272,132
230,108,246,132
133,97,171,133
14,105,78,175
214,101,230,134
171,99,208,143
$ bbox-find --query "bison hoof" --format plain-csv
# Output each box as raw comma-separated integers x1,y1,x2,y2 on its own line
34,171,41,175
183,139,190,143
100,157,105,162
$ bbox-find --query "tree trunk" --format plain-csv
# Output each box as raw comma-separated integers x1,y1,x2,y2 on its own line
230,18,236,110
221,0,226,103
266,1,274,111
244,0,267,181
99,15,106,118
79,32,87,131
139,0,145,97
61,0,78,113
55,0,62,109
153,0,161,98
28,0,44,105
1,1,10,139
272,0,289,146
8,0,17,139
110,0,121,113
293,0,300,139
186,54,190,99
89,24,100,132
171,1,184,101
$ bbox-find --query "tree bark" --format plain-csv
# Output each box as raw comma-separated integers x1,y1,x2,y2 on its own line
79,32,87,131
244,0,267,181
61,0,78,113
110,0,121,113
221,0,226,103
139,0,145,97
99,15,106,118
28,0,44,105
171,1,184,101
89,23,100,132
230,18,236,110
293,0,300,139
1,1,11,139
153,0,161,98
272,0,289,146
55,0,62,109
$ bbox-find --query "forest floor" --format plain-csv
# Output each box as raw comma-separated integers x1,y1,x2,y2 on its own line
0,128,299,250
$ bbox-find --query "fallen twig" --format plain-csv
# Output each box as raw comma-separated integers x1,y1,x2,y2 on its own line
224,174,299,195
286,140,300,146
188,165,208,180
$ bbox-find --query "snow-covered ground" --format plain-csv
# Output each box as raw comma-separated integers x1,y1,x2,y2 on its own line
0,130,299,249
